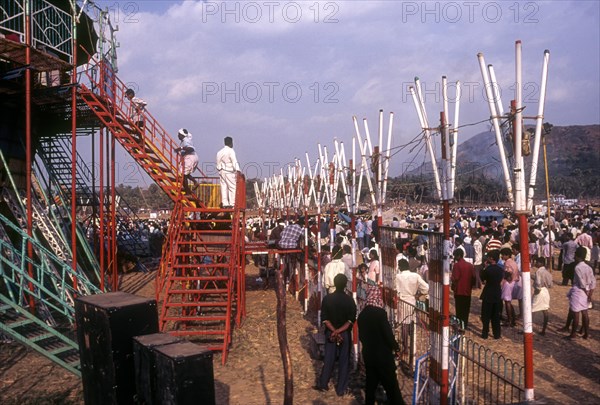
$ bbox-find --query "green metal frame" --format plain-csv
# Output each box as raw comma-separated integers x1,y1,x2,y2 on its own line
0,211,100,319
33,156,102,284
0,297,81,376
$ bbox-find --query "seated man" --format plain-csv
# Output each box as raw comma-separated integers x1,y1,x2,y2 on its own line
277,218,305,288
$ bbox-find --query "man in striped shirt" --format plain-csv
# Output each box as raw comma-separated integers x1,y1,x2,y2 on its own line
486,231,503,253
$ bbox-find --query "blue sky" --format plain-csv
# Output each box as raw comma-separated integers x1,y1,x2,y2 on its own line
87,1,600,186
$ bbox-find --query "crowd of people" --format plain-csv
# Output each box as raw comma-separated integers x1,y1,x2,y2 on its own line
244,204,598,403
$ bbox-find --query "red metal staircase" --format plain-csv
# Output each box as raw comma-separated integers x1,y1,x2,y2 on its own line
78,57,247,362
77,58,197,207
156,177,246,363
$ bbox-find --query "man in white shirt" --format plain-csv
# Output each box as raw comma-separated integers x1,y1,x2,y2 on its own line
323,245,350,294
473,232,483,289
216,136,240,208
174,128,199,194
395,258,429,353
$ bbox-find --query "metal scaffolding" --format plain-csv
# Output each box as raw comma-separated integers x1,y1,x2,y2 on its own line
0,0,248,373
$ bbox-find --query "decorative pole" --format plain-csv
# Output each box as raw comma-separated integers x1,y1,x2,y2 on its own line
514,40,535,402
477,53,515,207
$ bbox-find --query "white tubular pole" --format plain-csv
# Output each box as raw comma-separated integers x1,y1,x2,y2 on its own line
440,111,450,201
287,165,294,209
324,146,331,204
319,146,329,205
410,86,442,200
515,40,525,211
360,137,377,208
352,136,357,214
315,158,323,217
279,170,286,210
318,147,327,207
450,81,461,200
382,111,394,204
306,153,317,208
364,119,374,158
442,76,451,200
378,109,384,209
299,166,306,208
355,136,365,207
254,181,260,207
352,117,364,205
477,52,514,207
527,50,550,210
415,77,431,126
312,158,320,207
331,154,340,203
442,76,450,126
305,153,313,205
488,64,506,118
338,142,351,210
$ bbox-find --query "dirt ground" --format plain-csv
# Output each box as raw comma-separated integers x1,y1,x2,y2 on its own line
1,262,599,404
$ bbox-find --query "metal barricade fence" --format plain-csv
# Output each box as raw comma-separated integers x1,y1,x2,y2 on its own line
449,335,524,404
377,225,524,404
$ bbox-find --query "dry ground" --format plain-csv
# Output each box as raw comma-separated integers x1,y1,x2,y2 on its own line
1,263,599,404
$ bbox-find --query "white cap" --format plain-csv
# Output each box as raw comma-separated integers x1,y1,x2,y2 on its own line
178,128,192,138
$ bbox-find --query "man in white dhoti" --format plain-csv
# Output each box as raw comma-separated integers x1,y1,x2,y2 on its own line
560,247,595,339
531,257,552,335
216,136,240,208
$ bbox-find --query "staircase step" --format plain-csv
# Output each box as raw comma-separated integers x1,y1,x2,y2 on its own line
164,301,229,308
7,318,34,328
166,289,229,295
49,345,76,356
161,315,227,323
168,275,229,282
29,332,55,343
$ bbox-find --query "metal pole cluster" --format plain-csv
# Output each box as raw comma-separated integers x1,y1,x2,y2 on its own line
253,111,395,365
477,41,550,403
408,74,461,404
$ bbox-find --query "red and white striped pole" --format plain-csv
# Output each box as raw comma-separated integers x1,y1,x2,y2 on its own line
440,111,451,404
514,40,535,401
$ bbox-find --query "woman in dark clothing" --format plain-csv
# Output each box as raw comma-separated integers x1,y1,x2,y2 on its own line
357,284,406,405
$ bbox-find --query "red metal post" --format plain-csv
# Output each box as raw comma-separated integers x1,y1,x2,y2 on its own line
519,213,534,396
99,127,105,291
71,30,78,289
24,0,35,311
111,132,117,290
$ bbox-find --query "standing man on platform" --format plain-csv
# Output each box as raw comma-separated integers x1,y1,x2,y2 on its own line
216,136,240,208
174,128,198,194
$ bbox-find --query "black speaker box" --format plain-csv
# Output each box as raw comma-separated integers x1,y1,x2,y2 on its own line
75,292,159,405
133,333,183,405
154,341,216,405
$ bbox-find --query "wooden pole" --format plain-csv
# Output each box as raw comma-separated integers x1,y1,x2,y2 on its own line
276,256,293,405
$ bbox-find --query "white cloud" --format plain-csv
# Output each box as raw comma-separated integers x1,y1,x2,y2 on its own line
89,0,598,183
